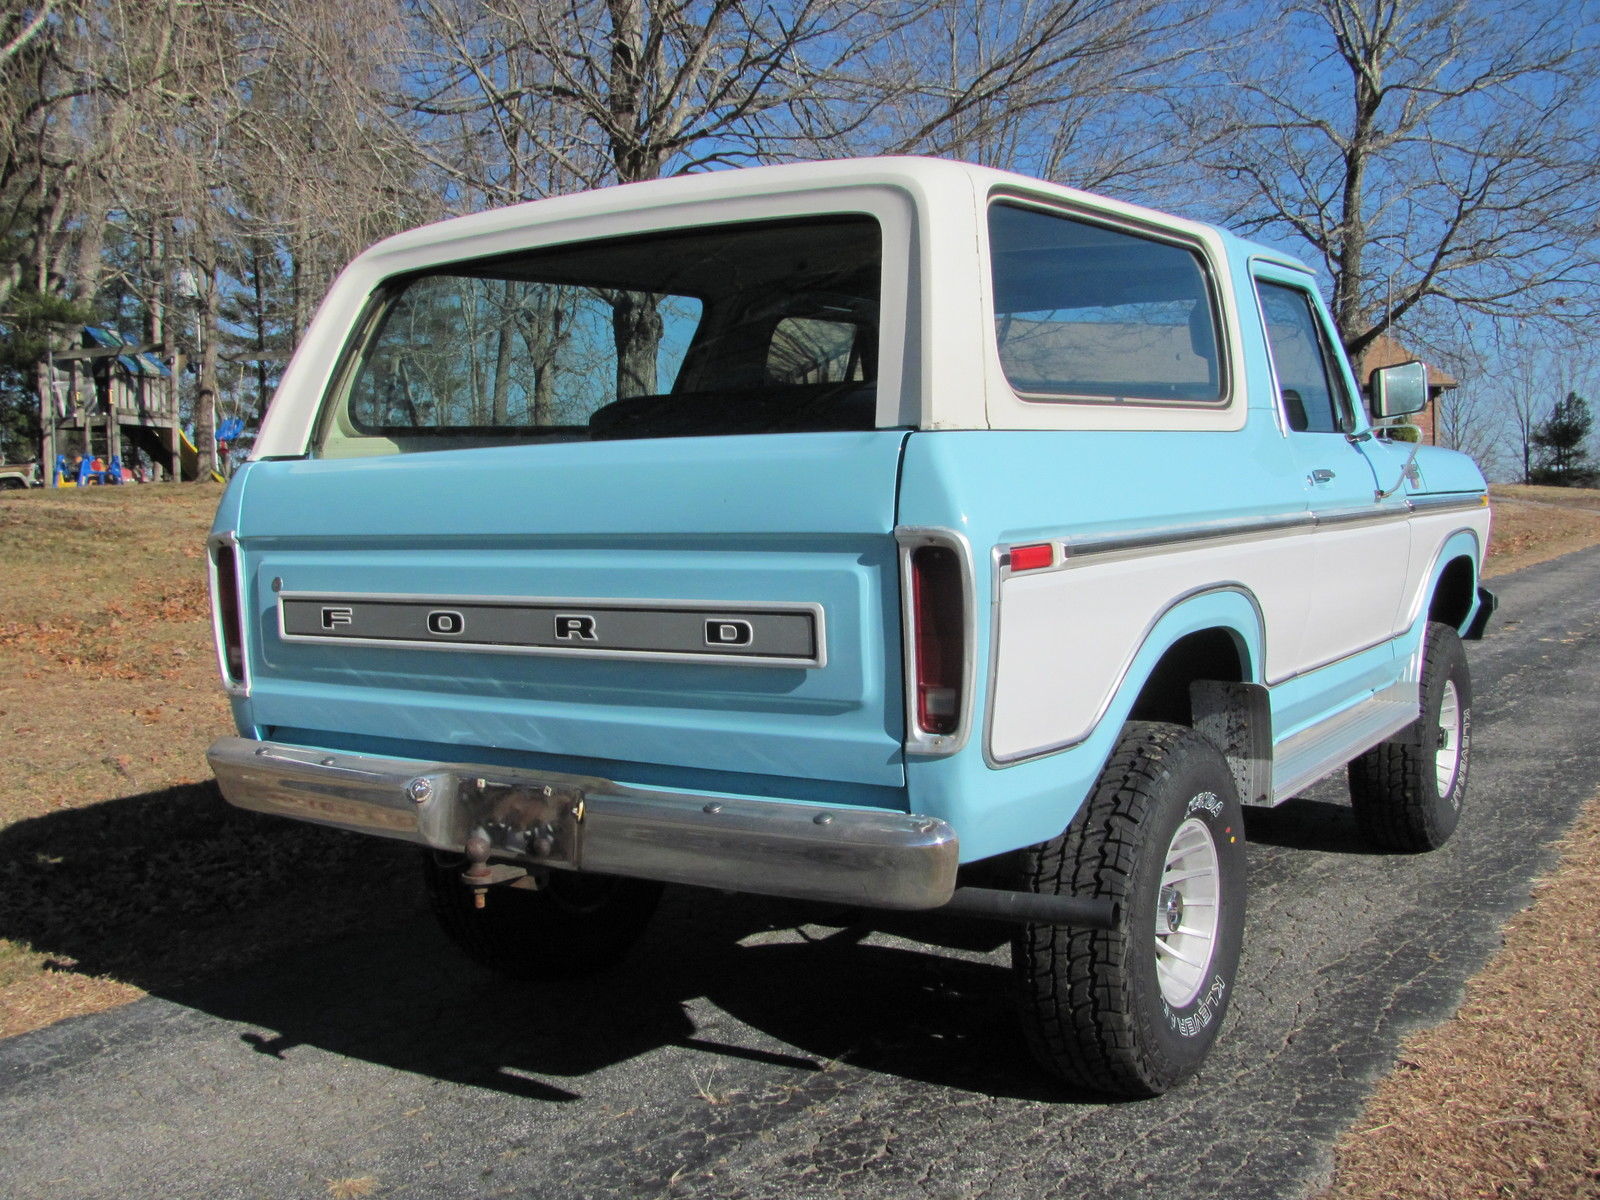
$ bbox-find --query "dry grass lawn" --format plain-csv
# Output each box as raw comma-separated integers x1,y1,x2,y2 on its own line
1316,789,1600,1200
1482,484,1600,579
1,479,1598,1198
0,483,414,1039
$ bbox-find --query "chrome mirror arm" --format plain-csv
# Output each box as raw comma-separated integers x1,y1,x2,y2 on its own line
1376,439,1422,502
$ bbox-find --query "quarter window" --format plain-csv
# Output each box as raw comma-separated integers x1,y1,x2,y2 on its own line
988,203,1224,405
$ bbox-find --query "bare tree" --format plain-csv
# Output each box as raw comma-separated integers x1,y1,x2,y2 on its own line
852,0,1207,195
406,0,893,203
1191,0,1600,373
406,0,1217,396
229,0,423,337
406,0,922,394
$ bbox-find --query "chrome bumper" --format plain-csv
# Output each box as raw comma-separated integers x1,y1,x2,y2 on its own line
207,737,959,910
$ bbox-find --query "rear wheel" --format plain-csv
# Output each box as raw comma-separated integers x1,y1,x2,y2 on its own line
1012,722,1246,1097
1348,621,1471,852
423,852,662,980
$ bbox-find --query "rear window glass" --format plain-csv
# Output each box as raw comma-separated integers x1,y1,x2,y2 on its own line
988,203,1223,406
317,215,882,456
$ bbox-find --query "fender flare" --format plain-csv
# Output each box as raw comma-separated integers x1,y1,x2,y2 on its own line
1403,528,1485,640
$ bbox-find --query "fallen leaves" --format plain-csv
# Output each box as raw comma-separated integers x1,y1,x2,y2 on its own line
1317,791,1600,1200
326,1177,380,1199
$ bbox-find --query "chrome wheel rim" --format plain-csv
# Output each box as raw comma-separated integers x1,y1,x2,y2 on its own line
1154,816,1221,1008
1436,680,1463,798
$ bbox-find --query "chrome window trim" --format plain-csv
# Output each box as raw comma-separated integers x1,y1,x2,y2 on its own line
1246,258,1295,440
274,589,828,670
1250,273,1361,436
309,196,918,455
897,526,978,757
984,192,1233,411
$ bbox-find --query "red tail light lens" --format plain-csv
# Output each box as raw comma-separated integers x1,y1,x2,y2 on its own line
911,544,964,736
212,541,246,685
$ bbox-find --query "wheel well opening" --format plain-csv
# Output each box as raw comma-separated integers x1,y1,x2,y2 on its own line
1430,556,1476,632
1128,629,1247,727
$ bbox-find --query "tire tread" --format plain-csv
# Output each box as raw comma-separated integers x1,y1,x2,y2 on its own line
1013,722,1228,1097
1349,621,1470,852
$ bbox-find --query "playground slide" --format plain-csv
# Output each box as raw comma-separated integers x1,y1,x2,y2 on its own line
178,429,225,483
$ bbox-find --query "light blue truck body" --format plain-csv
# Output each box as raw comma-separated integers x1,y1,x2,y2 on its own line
208,157,1491,898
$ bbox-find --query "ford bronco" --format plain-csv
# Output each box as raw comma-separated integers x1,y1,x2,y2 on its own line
206,158,1493,1097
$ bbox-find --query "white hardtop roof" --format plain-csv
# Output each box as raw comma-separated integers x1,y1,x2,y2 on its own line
254,156,1297,456
363,156,1293,270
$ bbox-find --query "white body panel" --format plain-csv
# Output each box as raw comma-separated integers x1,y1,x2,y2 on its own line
986,503,1489,765
989,533,1313,762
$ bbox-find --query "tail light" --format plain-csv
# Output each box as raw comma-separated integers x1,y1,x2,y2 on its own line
902,531,971,752
210,535,248,693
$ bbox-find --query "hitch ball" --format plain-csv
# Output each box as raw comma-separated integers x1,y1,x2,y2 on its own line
461,828,493,909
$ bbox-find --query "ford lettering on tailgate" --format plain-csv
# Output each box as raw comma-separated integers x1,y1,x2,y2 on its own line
276,592,825,668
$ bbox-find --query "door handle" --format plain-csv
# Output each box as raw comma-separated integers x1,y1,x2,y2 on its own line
1309,468,1336,484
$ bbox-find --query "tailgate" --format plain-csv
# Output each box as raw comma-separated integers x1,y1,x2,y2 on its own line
226,431,910,794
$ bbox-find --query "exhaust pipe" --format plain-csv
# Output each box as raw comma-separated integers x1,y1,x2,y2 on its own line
938,886,1120,929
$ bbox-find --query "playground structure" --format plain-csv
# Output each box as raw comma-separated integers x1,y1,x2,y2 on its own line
39,328,228,486
51,426,229,486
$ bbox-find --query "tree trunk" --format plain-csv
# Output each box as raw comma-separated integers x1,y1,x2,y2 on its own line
491,280,515,424
36,358,55,482
611,291,662,398
195,266,220,475
253,249,270,421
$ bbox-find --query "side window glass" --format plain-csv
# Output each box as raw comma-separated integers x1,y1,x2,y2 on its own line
988,203,1224,405
767,317,862,385
1256,282,1349,434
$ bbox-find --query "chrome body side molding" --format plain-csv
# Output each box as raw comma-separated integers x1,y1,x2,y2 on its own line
993,491,1489,580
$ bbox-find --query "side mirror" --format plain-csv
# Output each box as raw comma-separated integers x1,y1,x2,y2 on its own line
1368,360,1429,419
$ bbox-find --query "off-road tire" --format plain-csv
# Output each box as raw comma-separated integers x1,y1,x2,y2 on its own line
424,852,662,980
1348,621,1471,852
1012,721,1247,1098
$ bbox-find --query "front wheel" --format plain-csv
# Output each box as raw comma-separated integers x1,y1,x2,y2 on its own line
1348,621,1471,852
1012,722,1247,1098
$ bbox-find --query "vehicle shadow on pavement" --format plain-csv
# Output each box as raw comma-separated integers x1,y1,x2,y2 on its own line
177,890,1066,1104
0,783,1073,1104
0,782,420,1000
1243,794,1387,855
